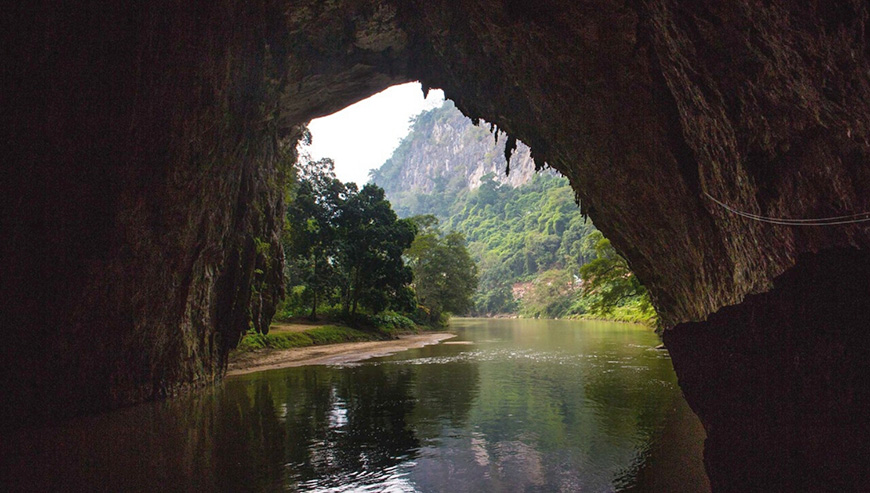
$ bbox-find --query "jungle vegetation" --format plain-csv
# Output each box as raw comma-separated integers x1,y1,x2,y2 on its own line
277,157,478,328
370,103,655,324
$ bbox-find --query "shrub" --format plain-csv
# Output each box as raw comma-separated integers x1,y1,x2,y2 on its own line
232,324,392,354
370,311,415,330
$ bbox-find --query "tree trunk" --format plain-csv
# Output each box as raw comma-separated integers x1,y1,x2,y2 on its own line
350,267,360,316
309,257,318,320
342,270,351,317
309,289,317,320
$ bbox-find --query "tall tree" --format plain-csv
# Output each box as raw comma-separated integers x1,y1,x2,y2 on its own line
406,216,478,323
336,184,417,317
284,158,345,319
579,231,652,315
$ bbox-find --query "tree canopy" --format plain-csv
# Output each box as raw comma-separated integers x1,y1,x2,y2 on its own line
282,159,417,322
405,215,478,323
578,231,653,317
336,184,417,316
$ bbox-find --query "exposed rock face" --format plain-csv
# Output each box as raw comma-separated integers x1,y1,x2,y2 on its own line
402,0,870,327
4,0,870,489
371,100,542,195
664,249,870,492
2,1,302,423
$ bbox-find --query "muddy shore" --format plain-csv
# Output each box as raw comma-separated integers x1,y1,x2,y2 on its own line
226,332,455,376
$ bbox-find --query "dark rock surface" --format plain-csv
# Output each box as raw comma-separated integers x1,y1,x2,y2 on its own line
402,0,870,326
665,248,870,491
3,1,870,488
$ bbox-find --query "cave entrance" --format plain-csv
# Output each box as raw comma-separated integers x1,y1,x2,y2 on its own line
289,79,653,323
304,82,445,186
8,2,870,489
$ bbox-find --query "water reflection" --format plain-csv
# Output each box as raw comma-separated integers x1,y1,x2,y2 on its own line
4,318,708,492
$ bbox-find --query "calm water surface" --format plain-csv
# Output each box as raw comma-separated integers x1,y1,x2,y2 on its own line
7,318,709,492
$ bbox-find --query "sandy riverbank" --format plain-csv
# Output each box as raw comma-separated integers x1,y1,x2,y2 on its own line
226,332,455,376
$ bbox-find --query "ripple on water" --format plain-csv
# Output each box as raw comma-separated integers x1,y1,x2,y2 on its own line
296,459,418,492
365,348,626,371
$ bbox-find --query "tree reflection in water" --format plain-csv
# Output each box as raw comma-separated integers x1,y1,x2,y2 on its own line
3,319,707,492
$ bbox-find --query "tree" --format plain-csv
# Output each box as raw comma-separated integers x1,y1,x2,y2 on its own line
521,268,575,318
336,184,417,317
579,231,652,315
406,216,478,323
473,282,517,316
285,166,417,322
284,158,346,319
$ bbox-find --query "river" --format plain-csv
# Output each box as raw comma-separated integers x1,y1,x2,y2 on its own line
6,318,709,492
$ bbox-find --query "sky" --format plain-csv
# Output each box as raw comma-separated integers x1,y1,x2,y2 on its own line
303,82,445,185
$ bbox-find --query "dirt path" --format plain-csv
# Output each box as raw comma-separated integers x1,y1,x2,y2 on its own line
226,333,455,377
269,322,323,333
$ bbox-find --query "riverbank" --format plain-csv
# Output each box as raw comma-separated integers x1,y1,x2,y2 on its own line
233,324,391,353
483,309,657,328
227,332,454,376
569,309,657,327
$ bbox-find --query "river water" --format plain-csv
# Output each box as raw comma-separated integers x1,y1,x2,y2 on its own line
6,318,709,492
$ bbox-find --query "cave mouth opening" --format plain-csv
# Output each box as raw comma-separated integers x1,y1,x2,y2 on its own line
282,80,550,324
301,82,446,188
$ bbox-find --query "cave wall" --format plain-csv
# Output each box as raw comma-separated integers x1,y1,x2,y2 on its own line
2,1,284,423
1,0,409,424
664,248,870,491
4,4,870,487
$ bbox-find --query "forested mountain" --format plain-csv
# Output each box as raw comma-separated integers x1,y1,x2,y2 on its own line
371,103,654,323
370,100,551,217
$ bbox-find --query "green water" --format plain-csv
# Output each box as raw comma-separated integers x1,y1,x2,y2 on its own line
6,318,709,492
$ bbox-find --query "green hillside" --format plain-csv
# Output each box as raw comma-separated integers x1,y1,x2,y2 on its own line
371,104,655,324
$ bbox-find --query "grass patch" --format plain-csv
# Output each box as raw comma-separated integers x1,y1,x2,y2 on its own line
306,325,384,344
570,305,658,327
233,324,396,355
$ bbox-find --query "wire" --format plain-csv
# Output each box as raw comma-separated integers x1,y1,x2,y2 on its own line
703,192,870,226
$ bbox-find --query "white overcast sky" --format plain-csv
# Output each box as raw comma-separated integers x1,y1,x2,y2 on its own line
303,82,445,185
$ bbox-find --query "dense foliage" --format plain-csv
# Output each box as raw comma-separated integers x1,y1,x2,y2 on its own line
371,103,655,324
394,173,653,323
280,157,477,327
283,158,415,321
284,158,345,318
405,215,479,324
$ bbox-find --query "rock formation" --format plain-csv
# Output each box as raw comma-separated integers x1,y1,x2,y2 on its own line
665,248,870,491
4,1,870,489
371,100,542,196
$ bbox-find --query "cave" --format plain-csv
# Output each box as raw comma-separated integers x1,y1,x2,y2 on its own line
3,1,870,490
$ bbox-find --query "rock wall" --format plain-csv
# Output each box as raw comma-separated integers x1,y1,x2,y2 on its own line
371,100,541,196
664,248,870,491
2,1,290,423
401,0,870,327
1,0,410,424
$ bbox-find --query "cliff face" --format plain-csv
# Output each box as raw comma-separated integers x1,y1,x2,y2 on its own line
664,248,870,491
4,1,870,488
371,101,540,196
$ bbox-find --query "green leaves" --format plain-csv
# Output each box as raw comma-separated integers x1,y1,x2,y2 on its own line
336,184,417,316
405,216,478,323
579,231,653,317
285,160,417,319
